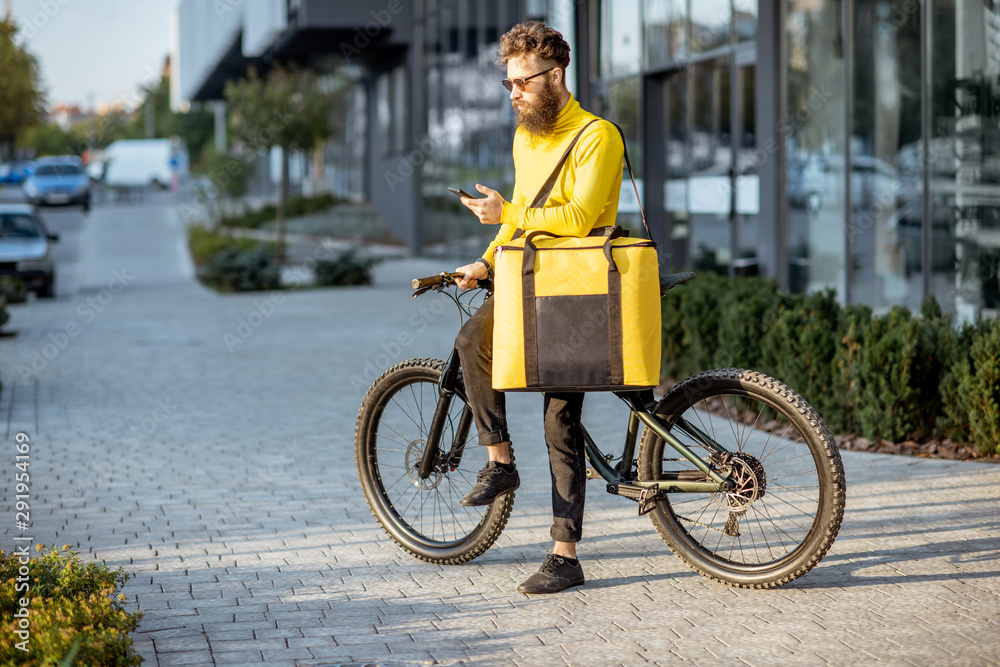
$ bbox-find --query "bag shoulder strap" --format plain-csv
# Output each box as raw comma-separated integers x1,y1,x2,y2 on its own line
609,122,652,241
527,118,653,243
529,118,599,208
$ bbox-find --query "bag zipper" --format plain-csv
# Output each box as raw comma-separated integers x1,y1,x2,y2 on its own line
498,241,656,253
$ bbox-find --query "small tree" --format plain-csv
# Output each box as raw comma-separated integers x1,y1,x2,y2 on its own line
224,65,343,264
0,22,45,159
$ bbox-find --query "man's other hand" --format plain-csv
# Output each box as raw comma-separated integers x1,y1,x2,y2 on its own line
455,260,489,291
460,184,505,225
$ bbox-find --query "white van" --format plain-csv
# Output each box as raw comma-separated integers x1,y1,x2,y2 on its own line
102,138,188,189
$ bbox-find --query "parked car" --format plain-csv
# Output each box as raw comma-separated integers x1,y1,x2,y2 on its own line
0,160,34,185
0,203,59,297
23,156,91,211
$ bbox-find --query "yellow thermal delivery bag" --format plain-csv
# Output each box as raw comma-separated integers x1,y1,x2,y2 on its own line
492,226,661,391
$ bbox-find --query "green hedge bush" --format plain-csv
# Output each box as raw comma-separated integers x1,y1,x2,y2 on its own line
313,249,378,287
0,277,28,305
0,545,143,666
200,245,281,292
661,275,1000,456
219,193,341,229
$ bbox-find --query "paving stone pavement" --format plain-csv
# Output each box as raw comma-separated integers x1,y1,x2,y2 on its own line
2,201,1000,667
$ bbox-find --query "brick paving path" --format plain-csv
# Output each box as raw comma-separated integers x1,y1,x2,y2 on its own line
2,202,999,666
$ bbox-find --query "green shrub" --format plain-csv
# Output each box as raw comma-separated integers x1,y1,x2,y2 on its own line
713,276,781,371
953,320,1000,456
0,277,28,305
195,145,251,200
0,295,8,331
937,321,978,444
187,225,262,266
0,545,143,667
828,303,872,434
219,193,340,229
760,289,841,424
313,249,378,286
200,245,281,292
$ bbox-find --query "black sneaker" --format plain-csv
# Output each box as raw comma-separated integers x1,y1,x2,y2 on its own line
459,462,520,506
518,554,585,594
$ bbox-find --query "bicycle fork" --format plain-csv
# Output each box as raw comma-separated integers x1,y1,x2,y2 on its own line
417,350,472,479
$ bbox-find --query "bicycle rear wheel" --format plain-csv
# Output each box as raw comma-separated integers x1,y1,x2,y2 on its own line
355,358,513,564
637,369,846,588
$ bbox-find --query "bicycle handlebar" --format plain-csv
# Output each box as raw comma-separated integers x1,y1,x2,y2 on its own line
412,272,493,294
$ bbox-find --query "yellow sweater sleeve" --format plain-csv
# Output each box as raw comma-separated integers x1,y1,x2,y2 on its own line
499,121,623,237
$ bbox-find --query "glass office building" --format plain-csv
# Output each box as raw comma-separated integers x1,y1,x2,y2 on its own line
385,0,999,322
175,0,1000,322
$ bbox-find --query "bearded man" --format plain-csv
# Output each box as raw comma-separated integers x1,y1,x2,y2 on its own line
451,20,625,595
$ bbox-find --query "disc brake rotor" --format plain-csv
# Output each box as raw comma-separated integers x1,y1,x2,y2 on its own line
404,439,443,490
712,453,766,515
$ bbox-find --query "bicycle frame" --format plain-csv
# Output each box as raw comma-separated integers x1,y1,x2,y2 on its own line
582,392,733,494
410,272,734,495
417,348,734,495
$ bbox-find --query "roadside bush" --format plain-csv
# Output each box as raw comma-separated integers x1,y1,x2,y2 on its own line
187,225,261,266
313,249,378,287
0,277,28,305
0,296,8,331
713,276,781,371
760,289,841,425
952,320,1000,456
200,245,281,292
219,193,341,229
0,545,143,667
658,274,1000,456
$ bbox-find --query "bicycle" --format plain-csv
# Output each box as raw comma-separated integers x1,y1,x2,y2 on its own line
355,271,846,588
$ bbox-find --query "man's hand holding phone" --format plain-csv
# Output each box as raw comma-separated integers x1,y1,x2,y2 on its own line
451,183,505,225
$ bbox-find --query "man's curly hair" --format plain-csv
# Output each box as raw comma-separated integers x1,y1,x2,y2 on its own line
496,21,571,70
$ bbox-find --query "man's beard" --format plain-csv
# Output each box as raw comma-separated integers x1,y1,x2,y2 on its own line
513,79,562,137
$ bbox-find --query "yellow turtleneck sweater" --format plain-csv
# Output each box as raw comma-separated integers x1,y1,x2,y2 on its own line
481,94,625,266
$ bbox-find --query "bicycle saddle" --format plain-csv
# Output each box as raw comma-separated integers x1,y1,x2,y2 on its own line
660,271,696,296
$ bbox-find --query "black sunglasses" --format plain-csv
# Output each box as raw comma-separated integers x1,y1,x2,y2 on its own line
502,66,556,93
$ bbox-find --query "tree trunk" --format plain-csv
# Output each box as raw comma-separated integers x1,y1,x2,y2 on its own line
275,145,289,266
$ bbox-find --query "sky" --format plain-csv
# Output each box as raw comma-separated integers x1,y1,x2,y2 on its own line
10,0,177,111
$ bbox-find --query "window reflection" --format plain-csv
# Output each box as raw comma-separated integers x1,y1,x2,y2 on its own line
602,0,642,75
690,0,732,54
786,0,847,297
849,0,924,312
689,58,732,273
929,0,1000,322
644,0,688,67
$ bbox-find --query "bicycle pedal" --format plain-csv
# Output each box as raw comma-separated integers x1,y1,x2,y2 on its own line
637,486,665,517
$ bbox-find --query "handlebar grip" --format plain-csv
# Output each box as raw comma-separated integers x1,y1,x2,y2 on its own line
412,274,446,289
412,272,469,289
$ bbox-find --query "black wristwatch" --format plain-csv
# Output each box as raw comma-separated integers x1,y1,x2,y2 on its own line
476,257,494,279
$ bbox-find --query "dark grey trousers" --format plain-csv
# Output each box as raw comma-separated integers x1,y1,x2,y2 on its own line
455,296,587,543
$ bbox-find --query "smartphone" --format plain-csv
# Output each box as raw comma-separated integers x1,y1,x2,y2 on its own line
448,186,479,199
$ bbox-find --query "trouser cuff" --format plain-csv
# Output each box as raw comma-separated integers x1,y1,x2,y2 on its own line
550,526,582,543
477,429,510,447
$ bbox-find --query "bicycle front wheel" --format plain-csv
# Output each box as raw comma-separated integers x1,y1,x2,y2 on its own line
637,369,846,588
355,358,513,564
